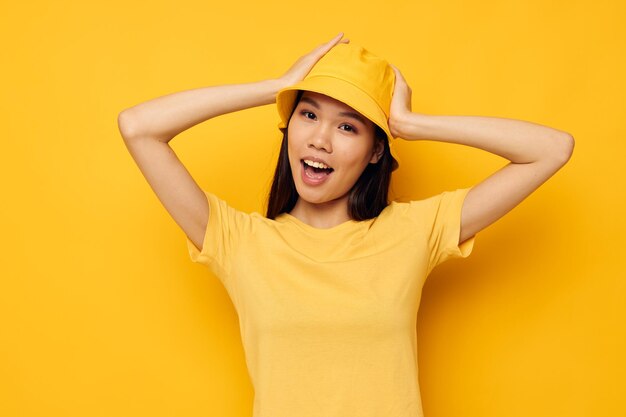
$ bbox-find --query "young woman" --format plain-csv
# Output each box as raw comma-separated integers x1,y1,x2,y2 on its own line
118,33,574,417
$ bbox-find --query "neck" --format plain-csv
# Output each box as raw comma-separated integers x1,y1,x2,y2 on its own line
288,195,351,229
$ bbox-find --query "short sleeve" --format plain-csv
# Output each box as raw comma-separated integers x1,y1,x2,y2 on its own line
414,187,476,272
185,190,250,284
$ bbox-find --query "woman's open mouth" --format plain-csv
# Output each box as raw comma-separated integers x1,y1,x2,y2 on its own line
300,159,334,185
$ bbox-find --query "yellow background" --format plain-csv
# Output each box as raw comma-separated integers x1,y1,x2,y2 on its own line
1,0,624,416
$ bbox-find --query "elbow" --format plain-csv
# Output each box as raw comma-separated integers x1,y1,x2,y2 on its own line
557,132,575,165
546,132,575,166
117,109,141,141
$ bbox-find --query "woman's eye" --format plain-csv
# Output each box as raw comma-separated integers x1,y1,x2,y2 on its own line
340,124,356,133
300,111,357,133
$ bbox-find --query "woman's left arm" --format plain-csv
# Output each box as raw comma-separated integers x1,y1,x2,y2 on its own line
388,66,575,245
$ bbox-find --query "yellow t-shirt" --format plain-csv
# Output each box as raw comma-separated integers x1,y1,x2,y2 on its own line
186,187,476,417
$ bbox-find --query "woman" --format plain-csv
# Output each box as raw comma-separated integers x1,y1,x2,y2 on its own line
118,33,574,417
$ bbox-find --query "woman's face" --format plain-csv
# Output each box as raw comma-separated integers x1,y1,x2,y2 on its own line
287,91,383,206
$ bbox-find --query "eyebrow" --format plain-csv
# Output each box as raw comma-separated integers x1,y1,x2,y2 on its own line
299,96,369,127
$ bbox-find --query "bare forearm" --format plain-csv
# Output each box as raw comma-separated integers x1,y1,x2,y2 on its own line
392,112,574,164
118,78,284,142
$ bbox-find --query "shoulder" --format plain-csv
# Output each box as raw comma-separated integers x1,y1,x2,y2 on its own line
378,188,470,224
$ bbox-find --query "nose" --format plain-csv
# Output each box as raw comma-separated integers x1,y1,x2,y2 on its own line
307,123,333,153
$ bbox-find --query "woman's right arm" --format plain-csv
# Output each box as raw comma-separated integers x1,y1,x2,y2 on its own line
118,79,283,142
117,78,284,252
118,33,349,253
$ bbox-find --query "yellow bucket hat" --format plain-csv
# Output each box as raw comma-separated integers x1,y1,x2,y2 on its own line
276,42,400,170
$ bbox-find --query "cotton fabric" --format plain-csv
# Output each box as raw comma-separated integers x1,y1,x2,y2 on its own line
186,187,476,417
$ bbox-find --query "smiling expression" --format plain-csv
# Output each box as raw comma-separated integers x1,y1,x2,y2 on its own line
287,90,384,207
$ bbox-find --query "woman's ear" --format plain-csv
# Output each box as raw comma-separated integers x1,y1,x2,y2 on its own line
369,139,385,164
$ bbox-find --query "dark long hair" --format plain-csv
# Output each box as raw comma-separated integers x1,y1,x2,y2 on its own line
266,90,399,221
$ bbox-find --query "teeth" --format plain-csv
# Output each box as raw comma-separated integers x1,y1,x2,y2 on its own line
304,159,331,169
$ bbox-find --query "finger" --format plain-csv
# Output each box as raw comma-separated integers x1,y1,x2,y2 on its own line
329,32,344,43
328,32,347,47
392,66,405,80
314,34,345,56
318,32,343,49
308,33,346,61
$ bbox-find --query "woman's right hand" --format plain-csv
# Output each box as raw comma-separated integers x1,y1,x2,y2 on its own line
276,32,349,89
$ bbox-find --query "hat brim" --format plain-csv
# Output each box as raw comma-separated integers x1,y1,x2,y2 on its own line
277,76,391,138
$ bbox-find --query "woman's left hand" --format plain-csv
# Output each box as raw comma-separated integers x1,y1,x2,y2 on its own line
388,64,413,139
